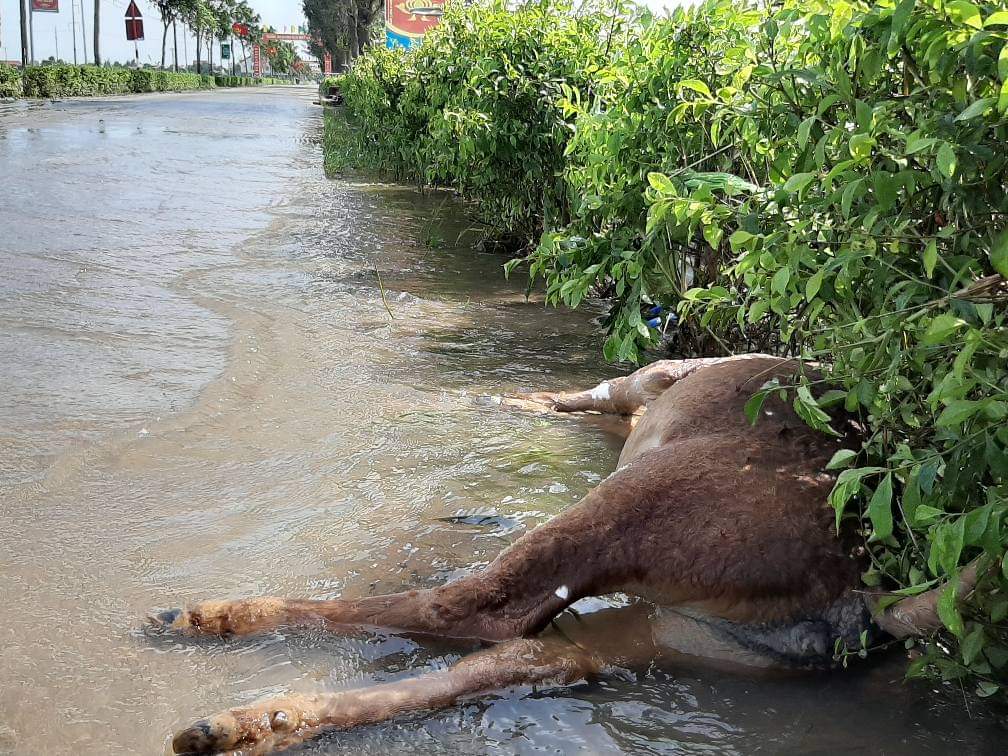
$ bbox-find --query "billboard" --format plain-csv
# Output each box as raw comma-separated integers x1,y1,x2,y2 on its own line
31,0,59,11
386,0,444,50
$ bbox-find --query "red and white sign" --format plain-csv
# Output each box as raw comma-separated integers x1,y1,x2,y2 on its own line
31,0,59,12
232,22,250,38
125,1,144,42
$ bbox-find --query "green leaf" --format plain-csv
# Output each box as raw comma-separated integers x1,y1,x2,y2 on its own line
849,133,874,160
782,172,816,194
922,313,966,345
990,231,1008,277
985,10,1008,27
771,266,791,294
937,583,965,638
936,142,957,178
923,239,938,278
954,97,996,121
888,0,917,54
647,172,675,194
826,449,858,470
797,116,815,149
961,626,985,665
806,268,825,301
867,473,894,541
830,467,884,530
977,681,1000,698
677,79,712,98
795,385,837,434
947,1,983,29
937,399,981,427
729,229,756,249
841,179,862,217
743,390,768,425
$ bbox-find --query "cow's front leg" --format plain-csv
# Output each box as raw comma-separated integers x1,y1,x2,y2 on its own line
171,604,661,755
171,635,603,755
503,358,725,416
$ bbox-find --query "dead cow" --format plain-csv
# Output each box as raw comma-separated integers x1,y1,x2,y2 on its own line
151,355,974,755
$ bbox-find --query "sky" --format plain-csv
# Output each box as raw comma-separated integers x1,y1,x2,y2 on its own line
0,1,307,67
1,1,677,67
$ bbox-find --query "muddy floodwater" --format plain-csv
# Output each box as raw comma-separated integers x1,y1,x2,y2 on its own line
0,87,1004,755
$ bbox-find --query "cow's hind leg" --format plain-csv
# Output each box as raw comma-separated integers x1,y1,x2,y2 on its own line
148,454,661,642
170,604,659,755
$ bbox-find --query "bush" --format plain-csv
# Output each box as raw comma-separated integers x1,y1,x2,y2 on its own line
18,64,213,98
0,64,23,98
331,0,1008,690
319,76,341,99
214,75,267,87
541,0,1008,690
336,0,613,240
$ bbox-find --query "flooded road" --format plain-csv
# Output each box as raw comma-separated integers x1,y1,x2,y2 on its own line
0,87,1003,755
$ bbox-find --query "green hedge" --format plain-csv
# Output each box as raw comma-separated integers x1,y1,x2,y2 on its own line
332,0,1008,691
333,0,609,240
319,76,341,99
214,75,279,87
18,65,214,98
0,63,23,98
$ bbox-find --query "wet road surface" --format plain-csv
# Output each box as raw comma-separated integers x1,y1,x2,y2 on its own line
0,86,1004,754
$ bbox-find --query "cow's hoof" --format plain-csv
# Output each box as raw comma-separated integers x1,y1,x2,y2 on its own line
171,714,239,754
146,607,193,635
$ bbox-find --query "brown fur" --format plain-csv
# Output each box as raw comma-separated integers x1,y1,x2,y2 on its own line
156,355,871,754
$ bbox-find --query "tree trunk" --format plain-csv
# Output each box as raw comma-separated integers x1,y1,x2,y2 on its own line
93,0,101,65
162,22,169,68
348,0,360,60
196,30,201,74
173,21,178,72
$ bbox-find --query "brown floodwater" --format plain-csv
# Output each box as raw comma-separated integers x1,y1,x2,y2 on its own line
0,86,1004,755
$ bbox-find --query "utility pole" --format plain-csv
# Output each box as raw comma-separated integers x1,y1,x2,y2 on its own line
71,2,78,64
28,0,35,63
19,0,30,67
173,19,178,72
80,0,88,63
93,0,100,66
54,26,58,61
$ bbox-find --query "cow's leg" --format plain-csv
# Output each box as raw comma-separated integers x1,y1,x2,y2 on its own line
147,452,667,642
504,358,723,416
170,604,659,755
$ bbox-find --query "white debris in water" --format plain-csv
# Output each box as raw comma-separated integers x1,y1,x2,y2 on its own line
138,428,148,437
555,585,570,601
588,382,611,401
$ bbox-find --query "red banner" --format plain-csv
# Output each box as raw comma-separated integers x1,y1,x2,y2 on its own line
31,0,59,12
232,22,249,37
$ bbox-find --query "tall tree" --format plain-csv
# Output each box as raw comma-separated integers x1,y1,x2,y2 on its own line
303,0,383,69
156,1,195,69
